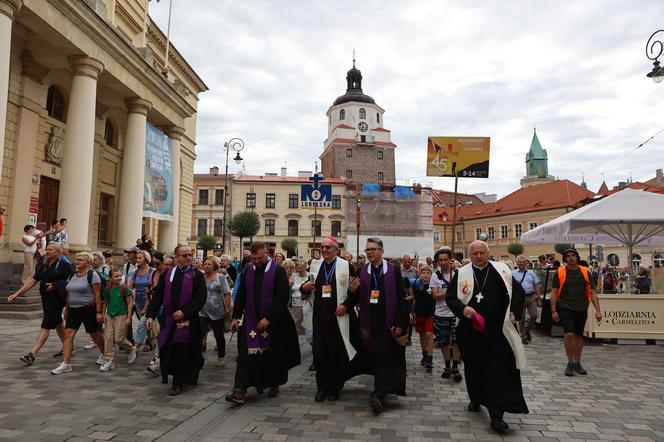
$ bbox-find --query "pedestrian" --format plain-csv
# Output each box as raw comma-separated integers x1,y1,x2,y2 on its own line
274,252,285,265
352,237,408,413
200,256,231,367
431,248,462,382
300,236,367,402
8,242,71,365
146,252,166,374
102,251,114,274
220,254,237,283
21,225,40,282
226,242,300,405
445,240,528,433
147,245,207,396
401,254,418,280
512,255,541,344
121,247,138,284
51,252,106,375
290,259,309,335
550,248,601,376
412,265,435,372
99,268,135,372
127,250,154,363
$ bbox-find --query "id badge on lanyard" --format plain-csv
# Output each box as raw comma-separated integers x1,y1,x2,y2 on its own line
322,284,332,298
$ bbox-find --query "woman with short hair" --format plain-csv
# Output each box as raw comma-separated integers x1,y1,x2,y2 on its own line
200,256,232,366
127,250,154,364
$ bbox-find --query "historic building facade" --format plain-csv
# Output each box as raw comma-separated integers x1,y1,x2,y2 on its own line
191,167,231,249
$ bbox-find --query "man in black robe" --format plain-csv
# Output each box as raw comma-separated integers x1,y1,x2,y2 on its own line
446,240,528,432
147,245,206,396
347,237,408,413
226,241,300,405
300,236,369,402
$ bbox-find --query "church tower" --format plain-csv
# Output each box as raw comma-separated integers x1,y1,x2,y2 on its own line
320,60,396,184
520,129,554,188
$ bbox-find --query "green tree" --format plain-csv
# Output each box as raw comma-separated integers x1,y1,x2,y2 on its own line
507,243,524,259
228,211,260,251
554,243,573,255
281,238,298,258
198,235,216,257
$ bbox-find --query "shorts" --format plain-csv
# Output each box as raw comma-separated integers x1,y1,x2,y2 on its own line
434,315,457,347
66,305,101,334
41,292,64,330
558,308,587,337
415,316,434,334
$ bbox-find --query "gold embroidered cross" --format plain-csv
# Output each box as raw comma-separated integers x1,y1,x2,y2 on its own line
261,331,269,338
249,330,257,338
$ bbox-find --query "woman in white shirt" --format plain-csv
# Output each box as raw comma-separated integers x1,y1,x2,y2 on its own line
21,225,40,282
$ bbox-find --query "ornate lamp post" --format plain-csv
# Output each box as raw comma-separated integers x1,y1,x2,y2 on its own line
646,30,664,83
222,138,244,253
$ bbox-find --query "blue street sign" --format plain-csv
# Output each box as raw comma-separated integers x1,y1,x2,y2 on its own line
301,173,332,208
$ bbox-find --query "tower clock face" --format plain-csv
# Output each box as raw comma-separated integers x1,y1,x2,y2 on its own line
358,122,368,132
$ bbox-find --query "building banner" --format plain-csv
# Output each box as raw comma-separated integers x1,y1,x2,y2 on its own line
143,123,173,221
426,136,490,178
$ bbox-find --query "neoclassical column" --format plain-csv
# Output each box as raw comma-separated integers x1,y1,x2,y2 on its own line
116,97,151,250
57,56,104,250
0,0,22,186
158,125,184,252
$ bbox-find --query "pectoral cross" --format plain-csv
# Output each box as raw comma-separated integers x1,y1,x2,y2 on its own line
476,292,484,303
249,330,257,338
261,331,269,338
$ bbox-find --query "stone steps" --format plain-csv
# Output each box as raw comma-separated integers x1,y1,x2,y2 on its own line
0,282,42,318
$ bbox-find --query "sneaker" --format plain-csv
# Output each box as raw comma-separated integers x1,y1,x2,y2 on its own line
52,350,63,357
564,362,575,376
20,352,35,366
95,354,105,365
99,361,115,372
441,368,452,379
216,357,225,367
146,358,160,375
51,362,72,375
128,348,137,364
452,369,463,383
84,342,96,350
574,362,588,375
369,396,383,413
225,389,246,405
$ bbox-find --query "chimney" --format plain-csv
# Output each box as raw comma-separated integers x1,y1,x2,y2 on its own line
210,166,219,175
657,168,663,179
280,167,287,177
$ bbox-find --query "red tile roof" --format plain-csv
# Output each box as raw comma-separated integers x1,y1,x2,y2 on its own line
329,138,356,144
373,127,390,132
431,189,485,207
334,124,354,130
374,141,396,147
597,181,609,195
233,175,346,184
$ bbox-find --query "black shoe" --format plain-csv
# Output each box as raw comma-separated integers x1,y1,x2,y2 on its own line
267,386,279,398
441,368,452,379
574,362,588,375
225,389,246,405
369,396,383,413
490,418,509,432
564,362,575,377
327,391,339,401
521,337,529,345
52,350,63,357
20,352,35,366
168,385,183,396
308,362,316,371
467,402,481,412
452,369,463,383
315,390,326,402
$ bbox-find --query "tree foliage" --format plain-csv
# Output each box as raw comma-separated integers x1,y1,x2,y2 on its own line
228,211,260,246
507,242,524,258
281,238,298,257
198,235,216,255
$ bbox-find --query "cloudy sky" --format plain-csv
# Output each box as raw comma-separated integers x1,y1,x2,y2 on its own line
150,0,664,197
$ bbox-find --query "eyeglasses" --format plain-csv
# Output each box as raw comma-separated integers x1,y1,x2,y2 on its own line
364,248,381,253
178,253,193,258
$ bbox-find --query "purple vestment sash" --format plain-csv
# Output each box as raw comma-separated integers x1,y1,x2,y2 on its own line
158,266,195,348
244,261,276,354
358,261,397,352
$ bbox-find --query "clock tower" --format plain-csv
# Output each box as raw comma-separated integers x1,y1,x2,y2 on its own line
320,61,396,184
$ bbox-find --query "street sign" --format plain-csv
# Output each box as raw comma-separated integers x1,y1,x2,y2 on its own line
301,173,332,208
426,136,490,178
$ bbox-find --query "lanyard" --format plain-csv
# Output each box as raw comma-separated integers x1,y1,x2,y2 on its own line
322,258,337,285
371,266,383,290
438,271,450,287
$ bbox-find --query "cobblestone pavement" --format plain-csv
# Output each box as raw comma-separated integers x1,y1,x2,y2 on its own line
0,318,663,441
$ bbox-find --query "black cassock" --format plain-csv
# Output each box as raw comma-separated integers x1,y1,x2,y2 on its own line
303,263,370,394
446,264,529,416
232,263,300,391
147,268,207,386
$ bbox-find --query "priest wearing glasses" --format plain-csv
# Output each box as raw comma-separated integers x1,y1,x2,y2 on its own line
445,240,528,433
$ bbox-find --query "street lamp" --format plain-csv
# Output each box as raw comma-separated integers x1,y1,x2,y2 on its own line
646,30,664,83
222,137,244,253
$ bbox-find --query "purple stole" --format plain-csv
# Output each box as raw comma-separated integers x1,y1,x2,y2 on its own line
244,261,276,354
358,261,397,352
158,266,195,348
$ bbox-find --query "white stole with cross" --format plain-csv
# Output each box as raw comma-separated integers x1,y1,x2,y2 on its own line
309,258,357,360
457,261,526,369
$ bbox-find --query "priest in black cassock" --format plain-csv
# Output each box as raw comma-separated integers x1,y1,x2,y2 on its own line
226,242,300,405
446,240,529,433
300,236,370,402
347,237,408,413
147,245,207,396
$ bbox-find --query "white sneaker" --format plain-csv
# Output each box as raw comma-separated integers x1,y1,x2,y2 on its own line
216,357,225,367
128,348,137,364
95,354,105,365
84,342,96,350
146,358,160,375
99,361,115,372
51,362,72,375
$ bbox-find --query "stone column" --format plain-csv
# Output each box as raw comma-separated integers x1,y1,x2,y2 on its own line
0,0,22,186
57,56,104,251
157,126,183,252
116,97,151,250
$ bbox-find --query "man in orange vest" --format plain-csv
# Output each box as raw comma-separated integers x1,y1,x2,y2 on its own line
550,248,602,376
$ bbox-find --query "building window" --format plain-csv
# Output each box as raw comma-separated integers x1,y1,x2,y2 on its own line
288,219,298,236
288,193,298,209
197,219,208,237
346,148,352,157
378,151,383,159
346,170,352,179
378,171,384,181
528,222,538,231
360,135,366,143
246,192,256,208
487,226,495,240
213,219,223,237
433,232,440,242
332,194,341,209
514,224,522,238
97,193,114,245
359,108,366,119
475,228,482,240
331,221,341,237
311,220,321,236
46,85,65,121
265,219,275,236
104,119,115,147
265,193,275,208
500,225,508,239
198,189,209,205
376,112,380,123
455,231,461,242
215,188,224,205
340,109,345,120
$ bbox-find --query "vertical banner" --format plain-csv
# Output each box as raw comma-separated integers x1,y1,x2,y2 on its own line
143,123,173,221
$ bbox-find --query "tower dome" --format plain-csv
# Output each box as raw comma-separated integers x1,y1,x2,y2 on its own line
333,62,375,106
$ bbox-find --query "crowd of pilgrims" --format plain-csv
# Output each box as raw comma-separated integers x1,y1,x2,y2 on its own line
8,234,530,434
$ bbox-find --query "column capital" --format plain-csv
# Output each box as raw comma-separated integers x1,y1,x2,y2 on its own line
68,56,104,80
125,97,152,115
161,125,185,141
0,0,22,21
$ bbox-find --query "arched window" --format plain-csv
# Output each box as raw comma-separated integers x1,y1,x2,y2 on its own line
46,85,65,122
339,109,345,120
376,112,380,124
631,253,642,268
359,108,366,119
104,119,116,147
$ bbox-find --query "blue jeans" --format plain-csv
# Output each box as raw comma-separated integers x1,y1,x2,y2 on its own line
135,314,148,345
